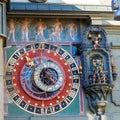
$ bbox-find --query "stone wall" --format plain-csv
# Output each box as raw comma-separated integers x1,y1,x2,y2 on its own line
0,35,6,120
101,26,120,120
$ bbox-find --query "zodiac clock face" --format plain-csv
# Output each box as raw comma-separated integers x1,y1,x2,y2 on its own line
5,42,80,115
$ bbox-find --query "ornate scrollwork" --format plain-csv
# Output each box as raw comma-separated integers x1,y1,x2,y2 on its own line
85,84,113,120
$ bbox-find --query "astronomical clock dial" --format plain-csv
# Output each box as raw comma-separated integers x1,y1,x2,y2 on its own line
5,42,80,115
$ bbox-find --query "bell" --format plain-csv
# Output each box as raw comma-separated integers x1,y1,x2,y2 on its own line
98,33,101,39
88,32,92,39
114,9,120,20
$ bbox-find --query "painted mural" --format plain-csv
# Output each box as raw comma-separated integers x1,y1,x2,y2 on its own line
7,18,80,43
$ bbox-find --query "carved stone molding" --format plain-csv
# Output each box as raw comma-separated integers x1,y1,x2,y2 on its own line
84,84,113,115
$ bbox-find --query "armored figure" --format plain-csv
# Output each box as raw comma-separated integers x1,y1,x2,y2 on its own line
112,0,120,20
7,20,16,42
92,58,104,74
91,58,107,84
93,35,102,49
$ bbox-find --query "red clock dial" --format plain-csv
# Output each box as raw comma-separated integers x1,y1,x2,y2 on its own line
5,42,80,115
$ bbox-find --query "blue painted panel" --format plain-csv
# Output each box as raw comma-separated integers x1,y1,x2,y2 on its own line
49,5,61,10
11,3,26,10
26,4,38,10
61,5,73,11
10,2,82,11
37,4,49,10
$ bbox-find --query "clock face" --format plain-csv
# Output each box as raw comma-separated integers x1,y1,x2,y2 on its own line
5,42,80,115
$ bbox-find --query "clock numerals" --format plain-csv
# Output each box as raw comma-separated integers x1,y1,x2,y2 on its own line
50,45,57,51
9,57,17,66
58,48,64,55
26,45,32,51
35,107,41,114
27,105,35,112
6,79,12,86
8,87,14,93
70,63,77,69
44,106,55,114
20,101,26,108
19,48,25,55
24,104,29,110
13,95,23,105
7,64,14,73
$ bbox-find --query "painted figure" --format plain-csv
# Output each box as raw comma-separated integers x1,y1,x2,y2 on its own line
93,36,102,49
93,74,97,83
68,21,77,41
92,58,106,83
22,18,31,42
35,19,46,41
26,56,34,67
49,28,57,41
7,20,16,42
100,74,107,83
92,58,104,74
54,19,63,41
